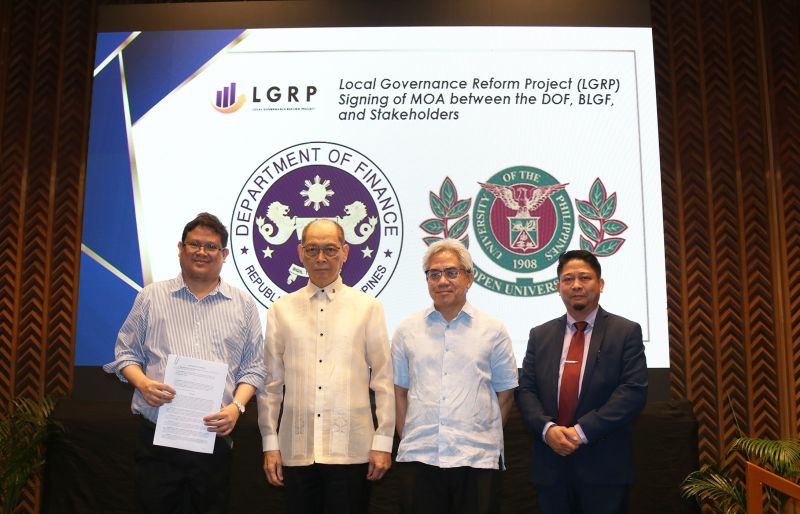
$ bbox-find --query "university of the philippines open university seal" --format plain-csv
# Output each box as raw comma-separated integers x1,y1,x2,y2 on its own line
421,166,629,298
471,166,573,297
420,166,572,297
231,142,403,306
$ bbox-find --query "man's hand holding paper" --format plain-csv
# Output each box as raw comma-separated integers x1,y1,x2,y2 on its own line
154,354,227,454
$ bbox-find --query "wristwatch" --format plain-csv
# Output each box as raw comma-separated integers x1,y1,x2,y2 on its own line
232,399,245,414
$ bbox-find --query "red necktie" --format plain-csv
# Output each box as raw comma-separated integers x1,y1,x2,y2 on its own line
557,321,588,426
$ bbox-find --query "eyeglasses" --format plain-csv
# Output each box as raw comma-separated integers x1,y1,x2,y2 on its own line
182,241,223,254
302,245,341,258
425,267,469,281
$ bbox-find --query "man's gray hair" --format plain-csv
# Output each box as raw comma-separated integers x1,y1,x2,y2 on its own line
422,239,474,272
301,218,345,244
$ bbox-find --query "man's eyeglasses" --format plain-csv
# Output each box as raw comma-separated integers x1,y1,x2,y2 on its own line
425,267,468,281
182,241,223,254
302,245,341,258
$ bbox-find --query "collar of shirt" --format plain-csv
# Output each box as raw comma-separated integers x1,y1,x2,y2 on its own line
424,301,476,324
302,275,343,301
169,273,232,300
566,305,600,333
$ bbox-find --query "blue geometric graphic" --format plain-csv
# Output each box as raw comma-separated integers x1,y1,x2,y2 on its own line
83,63,143,286
123,30,244,123
78,29,243,365
94,32,134,69
75,254,139,366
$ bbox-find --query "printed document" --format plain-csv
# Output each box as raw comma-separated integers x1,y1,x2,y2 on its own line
153,354,226,454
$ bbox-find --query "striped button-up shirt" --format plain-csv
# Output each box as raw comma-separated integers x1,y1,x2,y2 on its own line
104,274,266,423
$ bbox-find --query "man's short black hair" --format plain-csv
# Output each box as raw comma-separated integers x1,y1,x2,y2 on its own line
182,212,228,248
557,249,601,278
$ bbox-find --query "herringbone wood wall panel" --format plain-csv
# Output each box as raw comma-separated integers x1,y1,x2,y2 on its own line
0,1,95,511
762,0,800,438
653,0,800,485
1,0,799,512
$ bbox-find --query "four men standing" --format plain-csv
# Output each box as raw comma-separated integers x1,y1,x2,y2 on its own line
109,213,647,513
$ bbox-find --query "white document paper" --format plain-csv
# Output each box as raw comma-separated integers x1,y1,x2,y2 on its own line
153,354,227,454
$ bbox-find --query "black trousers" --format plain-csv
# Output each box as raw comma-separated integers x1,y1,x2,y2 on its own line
536,457,629,514
135,419,231,514
402,461,499,514
282,462,370,514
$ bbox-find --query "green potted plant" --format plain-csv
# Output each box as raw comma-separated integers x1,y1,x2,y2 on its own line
681,436,800,513
0,395,59,514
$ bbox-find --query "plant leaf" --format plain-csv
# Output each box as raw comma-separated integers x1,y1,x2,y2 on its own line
602,219,628,235
590,178,607,209
594,238,625,256
579,235,595,252
440,177,457,207
429,192,447,218
446,198,471,219
420,218,446,235
600,192,617,218
0,395,60,514
575,200,602,220
459,235,469,248
423,236,442,246
579,217,600,242
680,466,745,514
449,215,469,240
732,437,800,477
680,436,800,514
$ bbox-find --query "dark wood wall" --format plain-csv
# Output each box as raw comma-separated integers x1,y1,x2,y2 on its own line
1,0,798,512
653,0,800,466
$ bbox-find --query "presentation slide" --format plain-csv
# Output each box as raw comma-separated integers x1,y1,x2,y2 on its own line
77,26,667,368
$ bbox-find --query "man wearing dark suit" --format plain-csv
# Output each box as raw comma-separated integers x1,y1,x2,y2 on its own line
515,250,648,514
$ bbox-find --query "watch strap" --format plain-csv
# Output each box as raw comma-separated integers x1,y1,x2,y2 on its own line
232,399,245,414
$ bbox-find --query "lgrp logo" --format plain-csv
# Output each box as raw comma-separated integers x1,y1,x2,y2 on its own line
211,81,318,114
212,82,245,113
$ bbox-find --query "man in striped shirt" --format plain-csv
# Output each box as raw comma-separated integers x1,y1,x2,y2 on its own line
104,212,266,514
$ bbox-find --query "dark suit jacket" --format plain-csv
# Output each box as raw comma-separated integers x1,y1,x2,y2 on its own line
515,306,648,486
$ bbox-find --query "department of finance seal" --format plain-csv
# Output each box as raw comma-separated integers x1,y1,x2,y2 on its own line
472,165,573,297
231,142,403,306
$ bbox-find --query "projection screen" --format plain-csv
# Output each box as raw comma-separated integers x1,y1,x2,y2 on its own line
77,3,667,369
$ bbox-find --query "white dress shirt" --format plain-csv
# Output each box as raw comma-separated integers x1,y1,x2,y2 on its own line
392,303,518,469
257,276,395,466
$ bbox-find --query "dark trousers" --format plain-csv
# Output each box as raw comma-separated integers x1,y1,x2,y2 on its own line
135,419,231,514
402,461,499,514
536,457,629,514
282,462,370,514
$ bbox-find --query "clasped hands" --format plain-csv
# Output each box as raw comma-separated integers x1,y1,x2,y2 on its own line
545,425,583,456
